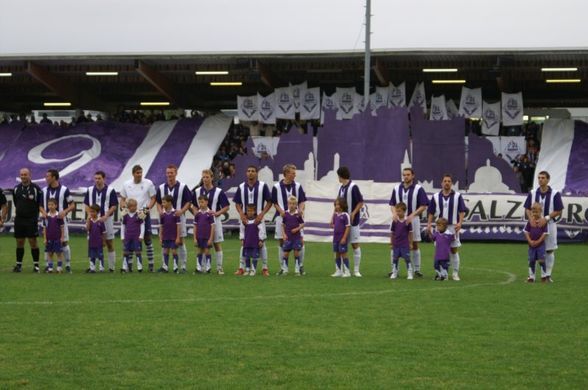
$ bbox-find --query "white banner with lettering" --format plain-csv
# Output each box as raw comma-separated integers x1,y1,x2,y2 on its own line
237,95,259,122
502,92,524,126
299,87,321,120
458,86,482,118
429,95,448,120
481,101,501,135
274,87,295,120
408,82,427,113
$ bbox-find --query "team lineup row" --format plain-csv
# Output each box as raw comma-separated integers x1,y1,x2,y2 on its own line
2,163,564,282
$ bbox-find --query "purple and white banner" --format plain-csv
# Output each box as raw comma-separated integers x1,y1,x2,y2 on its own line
481,100,501,135
458,86,482,118
502,92,524,126
429,95,448,120
0,116,232,192
408,82,427,113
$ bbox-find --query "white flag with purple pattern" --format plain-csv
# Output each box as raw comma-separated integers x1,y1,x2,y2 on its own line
237,95,259,122
321,91,337,124
290,81,308,113
336,87,356,120
274,87,295,120
501,92,524,126
458,87,482,118
446,99,459,119
481,101,501,135
299,87,321,120
429,95,448,120
388,82,406,107
258,93,276,124
408,82,426,113
370,86,389,115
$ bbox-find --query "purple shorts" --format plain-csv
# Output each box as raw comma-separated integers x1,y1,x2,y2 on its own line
45,240,62,253
528,245,546,261
88,247,103,259
283,239,303,252
124,239,142,252
393,247,411,261
332,242,348,254
162,239,177,249
196,238,211,249
242,247,260,259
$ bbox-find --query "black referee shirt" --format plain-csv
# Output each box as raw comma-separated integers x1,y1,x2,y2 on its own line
12,183,43,219
0,188,6,208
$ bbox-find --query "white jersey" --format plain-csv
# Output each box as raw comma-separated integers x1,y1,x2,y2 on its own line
121,178,156,209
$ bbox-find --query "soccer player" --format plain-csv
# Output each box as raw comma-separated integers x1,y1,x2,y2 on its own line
43,198,65,273
158,195,181,273
120,165,157,272
241,204,265,276
524,171,563,282
84,171,118,272
389,167,429,277
427,174,467,281
336,166,364,277
429,218,454,281
272,164,307,273
121,198,145,273
86,204,106,273
12,168,44,273
192,169,229,274
278,196,305,276
156,164,192,273
233,166,272,276
42,169,75,273
193,195,215,274
331,197,351,278
390,202,414,280
524,202,548,283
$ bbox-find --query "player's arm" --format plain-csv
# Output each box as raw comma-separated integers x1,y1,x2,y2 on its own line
159,222,164,244
0,203,7,227
235,203,247,224
120,220,126,240
409,205,428,222
102,205,116,222
178,201,191,216
256,200,273,224
119,196,127,210
147,195,157,210
43,221,48,244
208,222,215,244
408,226,414,248
85,219,91,232
272,187,285,216
341,225,350,244
216,204,229,218
523,230,533,246
60,223,65,243
193,223,198,242
294,222,305,233
175,222,181,245
282,222,288,241
62,200,75,219
350,201,364,221
298,201,306,217
139,222,145,241
456,211,465,233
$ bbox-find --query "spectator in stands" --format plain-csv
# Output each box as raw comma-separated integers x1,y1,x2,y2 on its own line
40,113,52,124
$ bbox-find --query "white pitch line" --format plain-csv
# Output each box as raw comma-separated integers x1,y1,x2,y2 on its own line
0,267,516,306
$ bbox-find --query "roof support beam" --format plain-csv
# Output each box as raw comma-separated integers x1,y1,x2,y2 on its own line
136,61,183,105
373,58,389,86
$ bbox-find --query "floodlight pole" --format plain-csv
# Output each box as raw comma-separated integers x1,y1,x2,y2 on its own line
363,0,371,109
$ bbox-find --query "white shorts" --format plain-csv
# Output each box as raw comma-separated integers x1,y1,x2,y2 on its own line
545,222,558,251
274,215,284,239
239,221,267,241
446,225,462,249
411,218,422,242
104,217,115,240
213,216,224,243
349,225,361,244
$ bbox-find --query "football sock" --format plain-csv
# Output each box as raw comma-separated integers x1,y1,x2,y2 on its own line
145,240,154,265
335,257,342,270
16,247,24,264
450,252,460,273
108,251,116,270
411,249,421,272
62,245,71,267
216,251,223,270
261,244,268,268
545,252,555,276
353,248,361,272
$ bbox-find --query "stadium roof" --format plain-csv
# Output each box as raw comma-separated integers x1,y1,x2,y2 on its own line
1,50,588,112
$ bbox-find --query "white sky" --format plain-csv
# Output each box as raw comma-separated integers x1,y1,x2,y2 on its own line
1,0,587,56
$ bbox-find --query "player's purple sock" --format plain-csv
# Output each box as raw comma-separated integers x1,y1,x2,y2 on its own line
343,258,350,270
48,260,54,269
335,258,342,270
99,255,104,268
206,255,211,270
295,256,300,268
163,253,169,267
283,256,288,267
393,258,399,272
252,258,258,269
539,260,546,273
136,255,142,267
57,260,62,268
245,258,251,269
529,259,536,274
173,255,178,269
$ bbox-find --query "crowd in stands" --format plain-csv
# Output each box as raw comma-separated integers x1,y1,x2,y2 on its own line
212,124,249,185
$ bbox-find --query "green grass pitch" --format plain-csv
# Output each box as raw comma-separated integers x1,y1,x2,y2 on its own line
0,234,587,389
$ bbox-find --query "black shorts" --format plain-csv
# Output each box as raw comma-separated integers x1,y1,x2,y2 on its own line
14,218,40,238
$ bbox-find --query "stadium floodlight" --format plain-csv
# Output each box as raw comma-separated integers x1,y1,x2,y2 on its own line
545,79,581,83
140,102,171,106
0,72,12,77
431,79,466,84
86,71,119,76
541,67,578,72
44,102,71,107
196,71,229,75
210,82,242,86
422,68,458,72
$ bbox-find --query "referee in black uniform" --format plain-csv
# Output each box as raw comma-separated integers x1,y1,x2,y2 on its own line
12,168,44,272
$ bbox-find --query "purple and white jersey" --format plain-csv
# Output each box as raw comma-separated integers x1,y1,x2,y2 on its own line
332,212,350,243
88,218,105,248
194,209,215,240
44,213,64,241
122,213,144,241
160,210,180,241
42,184,73,213
428,191,467,225
389,183,429,215
337,181,363,226
192,186,229,212
282,210,304,241
243,219,261,249
272,181,307,212
233,181,271,214
156,181,192,211
84,185,118,216
524,220,548,242
391,219,412,249
524,186,564,217
433,231,454,260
